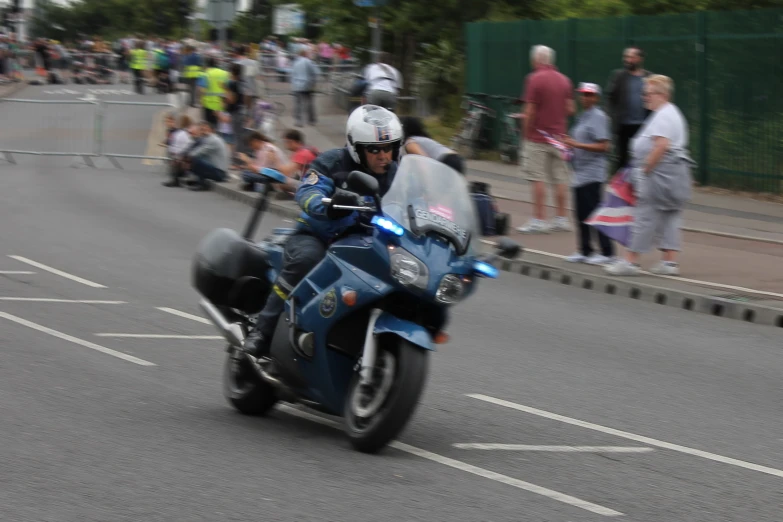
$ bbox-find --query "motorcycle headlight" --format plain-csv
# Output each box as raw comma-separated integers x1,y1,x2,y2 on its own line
435,274,466,304
389,246,429,290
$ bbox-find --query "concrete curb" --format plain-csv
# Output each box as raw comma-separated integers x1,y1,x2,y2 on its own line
494,256,783,328
0,81,28,99
207,180,783,329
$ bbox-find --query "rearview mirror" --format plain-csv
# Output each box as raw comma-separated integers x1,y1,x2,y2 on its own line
347,171,379,196
495,238,522,259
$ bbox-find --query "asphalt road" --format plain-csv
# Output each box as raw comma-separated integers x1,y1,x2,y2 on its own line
2,90,783,521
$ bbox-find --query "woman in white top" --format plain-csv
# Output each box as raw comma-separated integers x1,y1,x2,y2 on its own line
400,116,464,174
606,75,695,277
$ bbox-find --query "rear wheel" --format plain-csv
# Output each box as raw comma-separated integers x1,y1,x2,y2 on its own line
223,346,278,416
343,339,429,454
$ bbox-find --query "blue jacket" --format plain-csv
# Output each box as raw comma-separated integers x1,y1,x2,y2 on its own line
295,147,397,243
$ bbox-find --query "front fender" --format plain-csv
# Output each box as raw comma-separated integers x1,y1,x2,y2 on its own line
373,312,435,351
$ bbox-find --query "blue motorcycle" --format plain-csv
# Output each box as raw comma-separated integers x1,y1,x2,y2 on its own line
191,155,521,453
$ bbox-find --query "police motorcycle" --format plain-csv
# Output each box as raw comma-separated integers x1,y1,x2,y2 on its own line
191,156,521,453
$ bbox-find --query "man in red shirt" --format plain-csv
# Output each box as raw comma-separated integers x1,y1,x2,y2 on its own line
279,129,319,182
518,45,576,234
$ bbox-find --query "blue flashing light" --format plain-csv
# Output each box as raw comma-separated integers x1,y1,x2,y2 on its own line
473,261,499,279
371,215,405,237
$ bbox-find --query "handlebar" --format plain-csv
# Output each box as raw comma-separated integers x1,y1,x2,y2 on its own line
320,198,376,213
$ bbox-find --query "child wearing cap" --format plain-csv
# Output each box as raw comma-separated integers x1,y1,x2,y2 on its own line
561,82,616,265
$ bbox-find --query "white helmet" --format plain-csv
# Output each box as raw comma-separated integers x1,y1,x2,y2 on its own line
345,105,403,167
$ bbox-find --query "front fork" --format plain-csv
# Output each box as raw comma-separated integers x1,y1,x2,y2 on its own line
359,308,384,385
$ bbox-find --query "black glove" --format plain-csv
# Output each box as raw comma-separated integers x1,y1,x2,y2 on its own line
326,189,361,219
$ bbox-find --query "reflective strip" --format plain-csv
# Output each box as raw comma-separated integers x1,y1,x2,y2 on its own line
302,193,318,213
272,284,288,300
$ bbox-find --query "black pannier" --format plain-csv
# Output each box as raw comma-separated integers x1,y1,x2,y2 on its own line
192,228,272,314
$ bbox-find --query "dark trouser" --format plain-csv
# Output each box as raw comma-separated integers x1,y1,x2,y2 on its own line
440,153,465,175
190,157,226,186
614,124,642,171
132,69,145,95
254,233,327,341
204,108,218,127
185,78,198,107
366,89,397,111
574,182,614,258
294,91,316,126
168,158,186,181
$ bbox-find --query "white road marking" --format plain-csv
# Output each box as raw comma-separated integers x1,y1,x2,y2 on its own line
95,334,222,339
453,444,654,453
156,307,211,325
278,404,623,517
468,394,783,479
8,256,107,288
0,311,154,366
0,271,35,275
0,298,125,304
505,244,783,300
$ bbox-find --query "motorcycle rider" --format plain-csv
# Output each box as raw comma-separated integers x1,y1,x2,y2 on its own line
243,105,403,359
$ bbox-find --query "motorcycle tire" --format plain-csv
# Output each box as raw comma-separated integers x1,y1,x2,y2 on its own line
343,339,429,454
222,347,278,416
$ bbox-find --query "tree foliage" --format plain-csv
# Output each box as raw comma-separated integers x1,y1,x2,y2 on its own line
28,0,195,41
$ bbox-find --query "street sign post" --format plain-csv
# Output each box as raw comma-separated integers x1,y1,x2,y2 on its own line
353,0,387,61
206,0,237,51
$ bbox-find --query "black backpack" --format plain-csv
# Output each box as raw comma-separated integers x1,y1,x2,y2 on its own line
469,181,508,236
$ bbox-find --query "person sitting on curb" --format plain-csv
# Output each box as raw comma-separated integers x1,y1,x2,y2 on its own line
161,115,195,188
237,131,298,195
277,129,319,182
179,120,228,191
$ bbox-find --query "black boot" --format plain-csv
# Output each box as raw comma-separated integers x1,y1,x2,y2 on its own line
243,290,285,359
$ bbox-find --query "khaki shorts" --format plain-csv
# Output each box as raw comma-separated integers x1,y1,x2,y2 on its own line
522,140,570,185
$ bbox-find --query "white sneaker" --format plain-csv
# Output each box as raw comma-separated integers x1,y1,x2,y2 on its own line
550,216,572,232
585,254,612,265
649,261,681,276
604,259,641,276
565,252,587,263
516,219,551,234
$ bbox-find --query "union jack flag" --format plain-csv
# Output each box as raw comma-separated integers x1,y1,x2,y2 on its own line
537,130,574,162
584,168,636,247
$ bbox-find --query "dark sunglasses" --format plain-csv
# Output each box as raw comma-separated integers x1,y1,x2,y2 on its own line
365,144,395,154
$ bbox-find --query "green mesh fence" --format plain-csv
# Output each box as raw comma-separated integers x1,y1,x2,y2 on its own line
465,8,783,193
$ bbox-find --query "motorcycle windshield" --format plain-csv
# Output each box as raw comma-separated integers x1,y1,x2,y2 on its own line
381,155,479,254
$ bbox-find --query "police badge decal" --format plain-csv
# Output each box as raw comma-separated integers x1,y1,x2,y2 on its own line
303,171,319,185
319,288,337,318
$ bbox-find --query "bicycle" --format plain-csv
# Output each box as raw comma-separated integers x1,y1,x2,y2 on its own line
451,93,496,160
496,96,524,165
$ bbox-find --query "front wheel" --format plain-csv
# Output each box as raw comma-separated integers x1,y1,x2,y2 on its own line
223,346,278,416
343,339,430,454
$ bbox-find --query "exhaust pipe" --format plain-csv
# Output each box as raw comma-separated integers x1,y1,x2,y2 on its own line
199,298,245,347
199,298,289,391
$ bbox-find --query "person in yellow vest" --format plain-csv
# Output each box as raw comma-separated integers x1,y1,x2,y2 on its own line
129,41,148,95
152,46,171,94
181,46,203,108
200,57,229,127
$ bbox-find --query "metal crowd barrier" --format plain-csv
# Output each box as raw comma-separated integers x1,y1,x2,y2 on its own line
0,97,174,168
0,97,100,167
98,100,177,168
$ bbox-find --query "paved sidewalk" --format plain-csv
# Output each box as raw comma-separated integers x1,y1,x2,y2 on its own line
0,80,28,99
